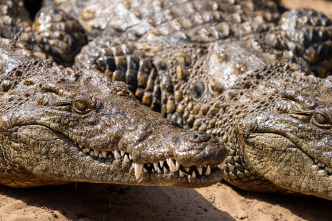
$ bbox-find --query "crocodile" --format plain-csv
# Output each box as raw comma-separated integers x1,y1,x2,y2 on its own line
0,0,228,188
33,0,332,200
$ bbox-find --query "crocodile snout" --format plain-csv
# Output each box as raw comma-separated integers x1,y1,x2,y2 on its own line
190,132,213,143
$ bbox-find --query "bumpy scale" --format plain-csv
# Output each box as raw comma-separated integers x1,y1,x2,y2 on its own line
0,0,228,188
53,0,332,200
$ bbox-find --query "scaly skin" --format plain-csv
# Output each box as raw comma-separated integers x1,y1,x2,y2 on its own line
0,44,227,188
0,0,228,188
64,0,332,200
76,40,332,200
54,0,332,77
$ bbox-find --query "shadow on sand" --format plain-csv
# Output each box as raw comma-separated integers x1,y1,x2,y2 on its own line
0,183,235,221
220,181,332,221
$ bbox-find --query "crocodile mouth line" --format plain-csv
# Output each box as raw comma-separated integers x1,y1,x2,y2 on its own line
79,147,218,180
249,132,332,176
41,126,221,182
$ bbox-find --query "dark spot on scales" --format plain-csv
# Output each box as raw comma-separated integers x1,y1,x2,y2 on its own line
191,80,205,98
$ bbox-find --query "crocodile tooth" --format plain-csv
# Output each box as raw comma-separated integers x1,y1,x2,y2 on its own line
197,167,203,175
192,171,196,178
102,151,107,158
179,170,185,177
157,168,162,174
85,148,90,153
82,148,88,153
176,161,180,170
143,168,148,172
124,155,130,162
121,151,125,157
153,163,159,171
184,167,190,172
188,175,191,180
168,158,177,172
152,168,155,173
160,160,164,168
134,163,143,179
90,151,94,157
163,167,168,173
206,165,211,175
94,150,99,156
129,154,132,160
114,150,121,159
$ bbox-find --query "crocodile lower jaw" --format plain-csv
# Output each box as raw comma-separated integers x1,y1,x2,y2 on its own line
79,147,219,180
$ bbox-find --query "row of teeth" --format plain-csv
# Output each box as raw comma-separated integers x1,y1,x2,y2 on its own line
82,148,131,160
135,160,212,180
82,148,212,179
315,160,332,174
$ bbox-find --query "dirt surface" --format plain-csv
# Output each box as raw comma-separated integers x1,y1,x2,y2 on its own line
0,182,331,221
282,0,332,18
0,1,331,221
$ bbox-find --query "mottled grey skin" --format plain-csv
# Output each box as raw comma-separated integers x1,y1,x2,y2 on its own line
0,0,228,188
55,0,332,200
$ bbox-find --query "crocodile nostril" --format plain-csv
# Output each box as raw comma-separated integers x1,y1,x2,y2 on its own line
192,134,199,139
190,133,212,143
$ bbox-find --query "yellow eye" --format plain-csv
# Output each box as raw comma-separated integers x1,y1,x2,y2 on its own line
73,100,89,114
314,113,330,125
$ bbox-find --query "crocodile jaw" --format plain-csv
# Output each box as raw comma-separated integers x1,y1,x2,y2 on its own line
4,125,226,188
0,60,228,187
243,114,332,200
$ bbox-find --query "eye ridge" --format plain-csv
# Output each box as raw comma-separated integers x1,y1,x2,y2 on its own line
290,112,311,122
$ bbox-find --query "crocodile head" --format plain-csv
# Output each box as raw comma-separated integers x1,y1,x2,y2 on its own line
225,64,332,200
0,59,227,188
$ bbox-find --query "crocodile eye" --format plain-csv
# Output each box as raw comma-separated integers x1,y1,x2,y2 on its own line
314,113,330,125
73,99,90,114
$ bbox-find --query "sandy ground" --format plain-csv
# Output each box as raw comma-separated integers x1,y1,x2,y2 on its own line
1,1,332,221
281,0,332,18
0,181,331,221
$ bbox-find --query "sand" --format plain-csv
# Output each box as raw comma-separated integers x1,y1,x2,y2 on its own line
1,1,332,220
0,181,331,221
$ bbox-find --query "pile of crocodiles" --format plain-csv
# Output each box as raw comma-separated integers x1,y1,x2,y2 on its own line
0,0,331,201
